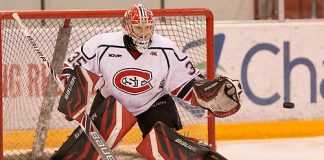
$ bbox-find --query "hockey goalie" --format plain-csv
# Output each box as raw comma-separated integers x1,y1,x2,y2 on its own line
52,3,242,160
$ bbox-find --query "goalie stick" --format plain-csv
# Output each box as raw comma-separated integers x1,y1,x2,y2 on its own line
12,13,116,160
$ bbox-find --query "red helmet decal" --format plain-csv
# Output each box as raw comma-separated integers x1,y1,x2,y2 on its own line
125,4,153,24
130,8,141,23
113,68,153,95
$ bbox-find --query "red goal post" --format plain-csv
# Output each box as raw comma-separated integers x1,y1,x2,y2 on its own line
0,8,215,159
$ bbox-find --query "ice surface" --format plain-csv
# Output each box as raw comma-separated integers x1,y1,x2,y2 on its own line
217,136,324,160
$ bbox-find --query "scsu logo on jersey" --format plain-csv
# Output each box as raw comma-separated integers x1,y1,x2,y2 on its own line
113,68,153,95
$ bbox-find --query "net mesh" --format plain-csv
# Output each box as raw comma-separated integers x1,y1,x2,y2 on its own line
1,12,210,159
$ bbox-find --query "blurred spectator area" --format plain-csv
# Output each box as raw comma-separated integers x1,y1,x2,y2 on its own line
255,0,324,19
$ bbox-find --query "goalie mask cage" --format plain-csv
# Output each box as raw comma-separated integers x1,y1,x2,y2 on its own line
0,9,214,159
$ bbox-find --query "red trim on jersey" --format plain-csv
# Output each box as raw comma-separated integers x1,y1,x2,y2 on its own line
184,90,193,101
171,86,181,95
171,82,195,104
129,50,142,59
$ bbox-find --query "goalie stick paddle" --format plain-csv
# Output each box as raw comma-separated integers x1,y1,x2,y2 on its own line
12,13,116,160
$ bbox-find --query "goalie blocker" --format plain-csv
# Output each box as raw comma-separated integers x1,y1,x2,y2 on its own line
52,66,137,159
52,96,137,160
137,121,228,160
192,76,242,118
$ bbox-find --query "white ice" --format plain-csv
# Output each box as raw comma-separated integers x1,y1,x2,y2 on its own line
217,136,324,160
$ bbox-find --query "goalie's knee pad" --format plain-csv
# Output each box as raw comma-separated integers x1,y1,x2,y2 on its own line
136,121,227,160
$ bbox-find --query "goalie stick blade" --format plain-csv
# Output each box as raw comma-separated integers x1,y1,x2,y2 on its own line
51,96,137,160
136,121,227,160
58,66,99,119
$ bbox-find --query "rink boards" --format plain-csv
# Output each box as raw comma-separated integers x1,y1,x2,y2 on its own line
4,119,324,151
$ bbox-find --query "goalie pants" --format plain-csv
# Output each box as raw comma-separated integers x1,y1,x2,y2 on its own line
136,94,183,137
91,91,182,137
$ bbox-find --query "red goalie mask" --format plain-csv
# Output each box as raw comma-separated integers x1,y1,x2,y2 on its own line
123,4,154,53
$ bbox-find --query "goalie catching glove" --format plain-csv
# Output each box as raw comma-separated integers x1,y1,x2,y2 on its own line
192,75,242,118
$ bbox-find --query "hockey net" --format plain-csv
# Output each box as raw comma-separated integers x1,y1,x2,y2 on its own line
0,9,214,159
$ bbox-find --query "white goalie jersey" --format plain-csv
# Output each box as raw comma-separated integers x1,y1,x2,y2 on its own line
61,31,199,116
